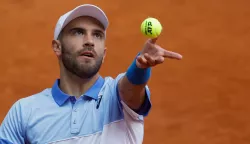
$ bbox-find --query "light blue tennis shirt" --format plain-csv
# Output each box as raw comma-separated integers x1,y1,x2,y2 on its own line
0,73,151,144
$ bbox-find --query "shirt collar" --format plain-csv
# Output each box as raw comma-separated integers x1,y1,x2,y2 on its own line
52,76,105,106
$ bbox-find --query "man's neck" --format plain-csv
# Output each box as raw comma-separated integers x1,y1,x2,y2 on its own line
59,71,99,98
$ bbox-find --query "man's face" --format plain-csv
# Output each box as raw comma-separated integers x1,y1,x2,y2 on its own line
56,16,106,79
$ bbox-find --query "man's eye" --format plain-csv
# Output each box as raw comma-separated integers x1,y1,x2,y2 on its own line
74,30,83,35
94,33,102,38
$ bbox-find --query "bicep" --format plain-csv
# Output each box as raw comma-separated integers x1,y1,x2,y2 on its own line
0,101,25,144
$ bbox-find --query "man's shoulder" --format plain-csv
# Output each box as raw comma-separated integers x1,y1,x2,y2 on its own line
17,88,52,108
4,88,53,123
99,73,125,92
102,73,125,85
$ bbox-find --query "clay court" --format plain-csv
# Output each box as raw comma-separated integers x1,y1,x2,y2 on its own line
0,0,250,143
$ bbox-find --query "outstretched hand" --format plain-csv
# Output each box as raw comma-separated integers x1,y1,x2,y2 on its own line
136,38,182,69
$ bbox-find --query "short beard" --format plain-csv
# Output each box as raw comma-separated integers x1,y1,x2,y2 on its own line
61,46,103,79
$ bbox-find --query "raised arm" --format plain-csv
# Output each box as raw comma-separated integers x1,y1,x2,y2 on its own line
118,38,182,111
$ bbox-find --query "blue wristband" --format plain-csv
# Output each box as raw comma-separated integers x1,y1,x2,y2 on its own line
125,54,151,85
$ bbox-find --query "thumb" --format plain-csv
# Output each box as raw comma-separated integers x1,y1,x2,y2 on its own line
149,37,158,44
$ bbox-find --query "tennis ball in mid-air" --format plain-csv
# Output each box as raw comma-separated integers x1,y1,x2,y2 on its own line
140,17,162,38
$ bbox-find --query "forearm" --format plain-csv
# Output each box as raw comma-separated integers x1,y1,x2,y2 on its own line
118,76,146,109
118,54,151,109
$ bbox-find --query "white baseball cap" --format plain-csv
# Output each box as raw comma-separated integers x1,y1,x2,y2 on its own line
54,4,109,40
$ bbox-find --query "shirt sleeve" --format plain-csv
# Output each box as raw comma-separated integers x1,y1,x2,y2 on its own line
101,73,152,144
0,100,26,144
0,138,13,144
115,73,152,120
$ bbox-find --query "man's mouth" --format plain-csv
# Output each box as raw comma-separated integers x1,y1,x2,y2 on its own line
80,51,94,58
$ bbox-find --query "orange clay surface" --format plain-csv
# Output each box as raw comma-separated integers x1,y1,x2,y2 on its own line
0,0,250,143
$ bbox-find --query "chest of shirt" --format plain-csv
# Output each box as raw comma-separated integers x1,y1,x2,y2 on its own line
25,99,105,144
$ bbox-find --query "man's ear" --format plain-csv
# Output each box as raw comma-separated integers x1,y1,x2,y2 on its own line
102,47,107,63
52,40,62,56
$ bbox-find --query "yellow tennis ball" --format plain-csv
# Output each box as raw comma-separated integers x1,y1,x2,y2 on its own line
140,17,162,38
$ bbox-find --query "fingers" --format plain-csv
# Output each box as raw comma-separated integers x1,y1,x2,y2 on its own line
137,55,147,65
143,53,165,66
155,56,164,64
147,41,182,60
144,53,155,66
137,49,182,68
162,50,183,60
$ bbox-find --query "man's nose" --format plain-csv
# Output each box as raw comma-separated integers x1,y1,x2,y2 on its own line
83,33,94,47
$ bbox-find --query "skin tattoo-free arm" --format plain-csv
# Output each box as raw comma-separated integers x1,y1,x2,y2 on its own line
118,38,182,111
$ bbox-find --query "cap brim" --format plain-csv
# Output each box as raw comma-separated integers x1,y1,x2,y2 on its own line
62,4,109,31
